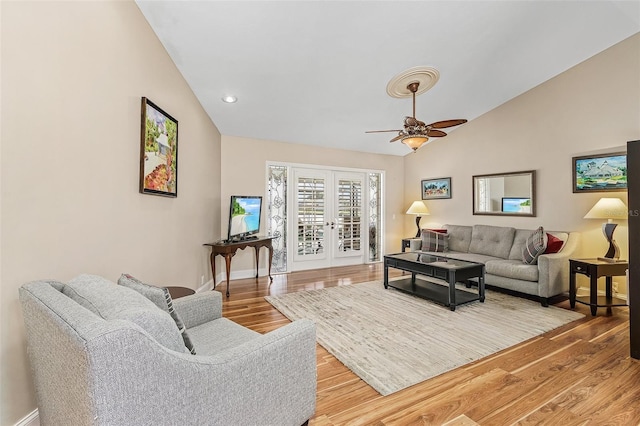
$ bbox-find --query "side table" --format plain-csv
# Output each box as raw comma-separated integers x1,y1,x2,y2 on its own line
166,286,195,299
204,236,275,297
569,258,628,316
401,237,420,252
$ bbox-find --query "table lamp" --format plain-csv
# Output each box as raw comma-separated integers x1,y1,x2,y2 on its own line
406,201,430,238
583,197,628,262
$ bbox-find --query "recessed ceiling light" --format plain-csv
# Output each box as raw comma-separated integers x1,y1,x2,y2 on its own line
222,95,237,103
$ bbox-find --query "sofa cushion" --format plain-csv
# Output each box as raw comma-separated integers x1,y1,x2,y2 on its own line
420,229,449,252
468,225,515,259
433,251,500,265
486,259,539,282
522,226,548,265
443,225,473,252
118,274,196,355
63,274,187,353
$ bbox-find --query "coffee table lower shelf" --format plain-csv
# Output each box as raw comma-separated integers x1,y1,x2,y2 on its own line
387,277,481,309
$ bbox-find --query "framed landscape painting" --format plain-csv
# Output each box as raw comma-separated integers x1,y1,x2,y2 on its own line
572,152,626,193
422,177,452,200
140,97,178,197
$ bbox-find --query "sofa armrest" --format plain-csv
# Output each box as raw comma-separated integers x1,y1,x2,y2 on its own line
88,319,317,426
537,232,581,298
172,291,222,328
409,238,422,251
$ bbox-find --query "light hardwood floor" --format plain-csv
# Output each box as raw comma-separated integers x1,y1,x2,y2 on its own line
219,263,640,425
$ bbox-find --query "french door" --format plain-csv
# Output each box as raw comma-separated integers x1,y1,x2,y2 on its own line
292,168,365,271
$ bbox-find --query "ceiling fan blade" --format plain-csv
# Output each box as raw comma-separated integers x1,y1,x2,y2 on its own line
365,129,402,133
428,119,468,129
427,129,447,137
389,134,404,142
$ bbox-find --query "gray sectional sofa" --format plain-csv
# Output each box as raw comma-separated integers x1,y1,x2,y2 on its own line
411,224,580,306
19,274,317,426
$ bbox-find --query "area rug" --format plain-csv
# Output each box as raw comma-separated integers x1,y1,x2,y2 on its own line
265,280,584,396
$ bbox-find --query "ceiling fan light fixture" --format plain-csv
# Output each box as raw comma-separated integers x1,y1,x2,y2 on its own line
402,135,429,152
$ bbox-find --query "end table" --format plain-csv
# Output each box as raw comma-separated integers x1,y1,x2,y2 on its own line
401,237,421,252
569,258,628,316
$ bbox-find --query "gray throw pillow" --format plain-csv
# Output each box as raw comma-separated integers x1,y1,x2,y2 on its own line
118,274,196,355
65,274,187,353
522,226,548,265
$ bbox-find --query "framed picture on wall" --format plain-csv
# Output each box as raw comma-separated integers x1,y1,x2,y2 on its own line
421,177,452,200
572,152,627,193
139,97,178,197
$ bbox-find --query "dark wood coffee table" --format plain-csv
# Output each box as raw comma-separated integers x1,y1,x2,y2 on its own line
384,252,485,311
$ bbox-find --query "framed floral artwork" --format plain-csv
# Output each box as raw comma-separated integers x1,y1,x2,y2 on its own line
139,97,178,197
421,177,452,200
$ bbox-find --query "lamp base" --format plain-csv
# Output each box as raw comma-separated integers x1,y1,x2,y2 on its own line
601,222,621,262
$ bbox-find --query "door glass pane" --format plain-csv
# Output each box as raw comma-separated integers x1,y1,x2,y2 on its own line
368,173,381,261
267,165,287,273
337,179,362,253
297,177,325,256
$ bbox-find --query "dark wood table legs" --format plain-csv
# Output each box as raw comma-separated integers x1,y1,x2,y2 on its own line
205,237,275,297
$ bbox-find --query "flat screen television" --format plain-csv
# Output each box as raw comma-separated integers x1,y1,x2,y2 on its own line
501,197,532,213
227,195,262,242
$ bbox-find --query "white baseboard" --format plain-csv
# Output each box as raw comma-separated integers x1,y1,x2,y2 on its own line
211,267,271,290
16,409,39,426
196,279,214,293
196,269,271,293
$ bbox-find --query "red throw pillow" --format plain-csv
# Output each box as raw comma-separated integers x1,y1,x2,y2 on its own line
426,228,448,234
544,233,564,254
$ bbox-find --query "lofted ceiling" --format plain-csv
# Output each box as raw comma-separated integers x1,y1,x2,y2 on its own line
136,1,640,156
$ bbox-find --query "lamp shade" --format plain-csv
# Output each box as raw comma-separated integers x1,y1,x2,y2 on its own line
584,198,628,220
406,201,430,216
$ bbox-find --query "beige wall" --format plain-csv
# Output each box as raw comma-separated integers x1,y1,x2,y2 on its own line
1,2,221,424
2,1,637,423
220,136,405,276
404,33,640,293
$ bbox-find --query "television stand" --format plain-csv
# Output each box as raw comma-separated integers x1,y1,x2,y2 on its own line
204,236,275,297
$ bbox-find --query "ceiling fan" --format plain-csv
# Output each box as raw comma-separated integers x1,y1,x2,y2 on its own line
366,81,467,152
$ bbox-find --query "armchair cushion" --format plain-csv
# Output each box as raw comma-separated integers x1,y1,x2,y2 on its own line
188,317,261,354
64,274,187,353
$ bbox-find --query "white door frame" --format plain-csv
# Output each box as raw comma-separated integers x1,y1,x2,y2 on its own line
266,162,385,273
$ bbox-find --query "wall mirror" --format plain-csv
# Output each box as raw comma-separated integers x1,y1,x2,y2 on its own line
473,170,536,216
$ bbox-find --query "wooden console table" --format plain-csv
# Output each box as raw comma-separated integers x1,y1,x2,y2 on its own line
204,236,275,297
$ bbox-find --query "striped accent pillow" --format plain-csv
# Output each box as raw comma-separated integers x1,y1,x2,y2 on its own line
421,230,449,252
118,274,196,355
522,227,548,265
162,288,196,355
